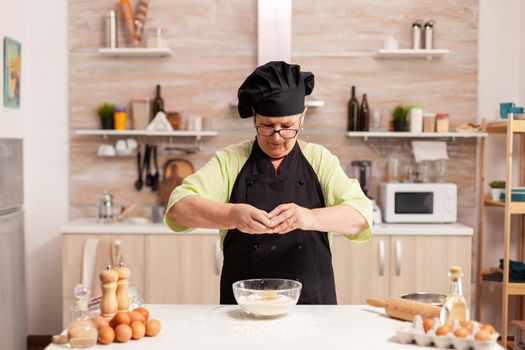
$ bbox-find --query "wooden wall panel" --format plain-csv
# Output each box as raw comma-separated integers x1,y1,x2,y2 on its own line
69,0,479,231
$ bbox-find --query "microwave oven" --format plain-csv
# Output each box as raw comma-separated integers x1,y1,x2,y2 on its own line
379,182,457,223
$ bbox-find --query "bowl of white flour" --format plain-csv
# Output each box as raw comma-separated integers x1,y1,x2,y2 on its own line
232,279,302,318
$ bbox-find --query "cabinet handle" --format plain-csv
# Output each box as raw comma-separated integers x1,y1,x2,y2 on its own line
214,239,222,276
395,240,402,276
379,240,385,276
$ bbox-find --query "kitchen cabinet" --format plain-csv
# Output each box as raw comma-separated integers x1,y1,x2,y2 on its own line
144,234,220,304
332,234,471,305
332,235,390,304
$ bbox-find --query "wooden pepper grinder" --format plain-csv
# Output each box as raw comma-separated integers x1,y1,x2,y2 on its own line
99,265,118,319
116,262,131,313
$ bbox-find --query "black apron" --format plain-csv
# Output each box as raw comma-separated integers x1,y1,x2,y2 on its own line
220,139,337,304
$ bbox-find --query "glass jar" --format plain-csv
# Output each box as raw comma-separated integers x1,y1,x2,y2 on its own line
146,27,168,48
67,305,98,348
435,113,450,133
423,113,436,132
113,106,127,130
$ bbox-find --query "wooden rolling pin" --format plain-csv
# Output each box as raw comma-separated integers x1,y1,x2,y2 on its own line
366,297,441,321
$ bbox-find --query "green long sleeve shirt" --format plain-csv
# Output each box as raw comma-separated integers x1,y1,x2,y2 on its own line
164,139,373,248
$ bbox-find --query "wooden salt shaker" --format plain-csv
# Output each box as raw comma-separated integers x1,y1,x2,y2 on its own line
116,262,131,313
99,265,118,319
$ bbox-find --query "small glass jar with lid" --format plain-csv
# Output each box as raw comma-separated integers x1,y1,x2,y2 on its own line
435,113,450,133
146,27,168,48
67,284,98,348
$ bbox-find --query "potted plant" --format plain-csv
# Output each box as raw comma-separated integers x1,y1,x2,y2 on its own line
392,105,408,132
489,180,506,201
97,103,115,130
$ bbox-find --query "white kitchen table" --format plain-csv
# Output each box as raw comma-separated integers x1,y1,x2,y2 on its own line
45,304,502,350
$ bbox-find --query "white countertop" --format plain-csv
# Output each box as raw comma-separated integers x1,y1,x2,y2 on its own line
61,220,473,236
46,304,494,350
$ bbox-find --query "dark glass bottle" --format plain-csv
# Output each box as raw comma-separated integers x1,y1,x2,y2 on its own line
151,84,164,120
359,93,369,131
347,86,359,131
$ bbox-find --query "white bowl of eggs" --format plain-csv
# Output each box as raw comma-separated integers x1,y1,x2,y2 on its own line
394,315,498,350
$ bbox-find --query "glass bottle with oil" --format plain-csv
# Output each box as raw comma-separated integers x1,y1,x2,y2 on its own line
440,266,469,322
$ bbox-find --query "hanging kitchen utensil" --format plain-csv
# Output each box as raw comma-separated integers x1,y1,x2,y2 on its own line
144,144,153,188
134,146,143,191
159,159,194,208
151,145,160,191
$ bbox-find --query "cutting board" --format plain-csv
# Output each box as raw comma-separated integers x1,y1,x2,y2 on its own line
159,159,194,208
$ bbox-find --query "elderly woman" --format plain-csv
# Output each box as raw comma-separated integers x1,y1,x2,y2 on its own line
164,61,372,304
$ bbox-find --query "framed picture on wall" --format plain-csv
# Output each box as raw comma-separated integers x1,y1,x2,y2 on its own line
3,37,21,108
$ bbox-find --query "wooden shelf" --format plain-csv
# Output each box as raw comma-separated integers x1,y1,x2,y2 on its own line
346,131,487,141
509,282,525,295
97,47,173,57
376,48,450,59
484,197,505,207
75,129,218,137
486,119,525,134
509,201,525,214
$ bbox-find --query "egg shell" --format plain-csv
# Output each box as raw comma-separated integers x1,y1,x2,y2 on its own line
145,319,161,337
474,329,491,342
111,312,131,328
133,307,150,321
91,316,109,329
114,324,132,343
454,327,470,338
131,321,146,340
423,318,433,333
129,311,146,324
98,325,115,345
480,324,495,335
436,325,452,336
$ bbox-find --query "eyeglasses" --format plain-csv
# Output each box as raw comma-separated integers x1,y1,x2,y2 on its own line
255,125,300,139
254,115,302,139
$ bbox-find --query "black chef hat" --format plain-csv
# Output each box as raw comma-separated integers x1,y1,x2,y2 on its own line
237,61,314,118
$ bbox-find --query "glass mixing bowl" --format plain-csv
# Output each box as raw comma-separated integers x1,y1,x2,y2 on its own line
232,279,302,318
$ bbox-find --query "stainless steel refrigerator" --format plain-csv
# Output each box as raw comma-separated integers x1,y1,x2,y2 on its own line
0,139,27,349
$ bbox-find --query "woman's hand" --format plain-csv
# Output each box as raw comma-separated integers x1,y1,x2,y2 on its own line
228,203,273,234
268,203,317,234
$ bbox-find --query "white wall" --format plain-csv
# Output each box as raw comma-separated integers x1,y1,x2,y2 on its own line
478,0,524,331
1,0,69,335
23,0,69,334
0,0,26,138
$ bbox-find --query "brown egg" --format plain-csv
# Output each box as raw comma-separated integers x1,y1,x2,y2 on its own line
145,319,161,337
480,324,495,335
475,329,491,342
114,324,132,343
91,316,109,329
111,312,130,328
423,318,433,333
131,321,146,340
98,325,115,345
129,311,146,324
436,325,452,336
454,327,470,338
133,307,150,321
460,320,473,332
